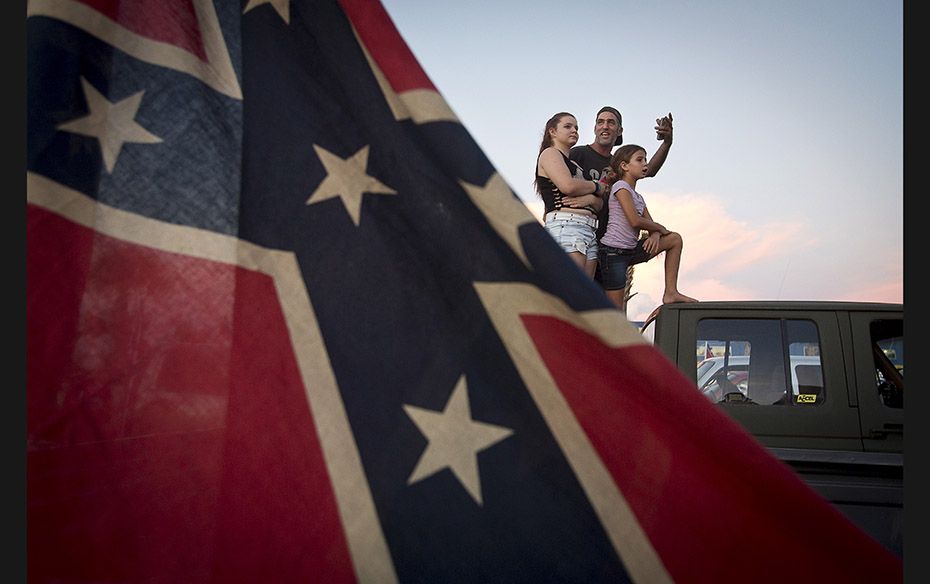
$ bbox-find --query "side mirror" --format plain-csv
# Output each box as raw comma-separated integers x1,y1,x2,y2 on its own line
878,380,903,408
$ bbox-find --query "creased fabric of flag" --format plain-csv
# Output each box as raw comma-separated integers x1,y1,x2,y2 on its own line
26,1,903,582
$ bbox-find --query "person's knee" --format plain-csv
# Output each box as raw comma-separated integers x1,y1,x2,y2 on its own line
663,231,683,248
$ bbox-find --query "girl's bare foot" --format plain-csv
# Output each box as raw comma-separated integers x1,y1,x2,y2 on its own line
663,292,698,304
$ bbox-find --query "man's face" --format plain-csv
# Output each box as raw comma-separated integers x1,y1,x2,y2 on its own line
594,112,621,149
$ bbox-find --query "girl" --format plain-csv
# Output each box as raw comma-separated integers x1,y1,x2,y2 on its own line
599,144,697,309
535,112,607,278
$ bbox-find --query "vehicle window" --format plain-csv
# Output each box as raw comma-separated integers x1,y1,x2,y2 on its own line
871,319,903,408
786,320,824,404
696,318,824,406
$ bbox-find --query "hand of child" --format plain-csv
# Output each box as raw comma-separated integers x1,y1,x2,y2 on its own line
643,232,661,255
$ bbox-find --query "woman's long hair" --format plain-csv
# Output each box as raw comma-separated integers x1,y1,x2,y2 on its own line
534,112,575,196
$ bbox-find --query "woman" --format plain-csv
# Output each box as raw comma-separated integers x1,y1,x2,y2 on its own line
535,112,607,277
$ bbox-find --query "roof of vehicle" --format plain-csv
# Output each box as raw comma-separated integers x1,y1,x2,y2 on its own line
654,300,902,312
639,300,902,334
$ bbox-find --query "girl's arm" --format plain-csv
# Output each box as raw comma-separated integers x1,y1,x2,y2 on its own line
616,189,667,234
641,206,668,235
640,207,665,255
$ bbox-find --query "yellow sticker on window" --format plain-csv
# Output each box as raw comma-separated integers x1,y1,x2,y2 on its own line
796,394,817,404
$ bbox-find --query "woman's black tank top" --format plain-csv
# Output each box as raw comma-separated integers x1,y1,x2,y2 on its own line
536,150,593,215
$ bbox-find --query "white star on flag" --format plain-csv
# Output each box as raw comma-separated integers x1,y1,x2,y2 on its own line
403,375,514,505
307,144,396,226
57,77,162,174
243,0,290,23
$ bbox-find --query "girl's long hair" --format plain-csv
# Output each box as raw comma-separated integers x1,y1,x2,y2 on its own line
605,144,647,187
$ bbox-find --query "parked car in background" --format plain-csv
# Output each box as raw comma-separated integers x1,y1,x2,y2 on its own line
696,355,824,404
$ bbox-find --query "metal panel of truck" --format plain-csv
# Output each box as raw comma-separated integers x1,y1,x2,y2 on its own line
674,306,862,451
849,311,903,453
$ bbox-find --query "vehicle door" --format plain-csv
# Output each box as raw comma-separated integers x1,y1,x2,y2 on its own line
677,308,861,451
849,312,903,453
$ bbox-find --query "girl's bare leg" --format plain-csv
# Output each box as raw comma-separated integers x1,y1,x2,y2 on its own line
583,258,598,278
567,251,586,271
567,251,597,278
656,232,698,304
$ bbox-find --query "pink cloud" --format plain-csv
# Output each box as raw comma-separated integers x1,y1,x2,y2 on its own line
620,191,815,320
833,280,904,304
519,190,902,324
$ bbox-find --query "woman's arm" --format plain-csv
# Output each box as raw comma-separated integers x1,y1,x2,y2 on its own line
538,148,603,197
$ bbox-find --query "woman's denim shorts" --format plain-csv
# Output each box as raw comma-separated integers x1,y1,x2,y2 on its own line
544,211,598,261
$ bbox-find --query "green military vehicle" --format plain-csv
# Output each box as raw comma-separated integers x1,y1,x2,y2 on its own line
640,301,903,557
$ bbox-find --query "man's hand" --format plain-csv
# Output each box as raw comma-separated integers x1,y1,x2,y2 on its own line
655,112,673,142
561,194,600,210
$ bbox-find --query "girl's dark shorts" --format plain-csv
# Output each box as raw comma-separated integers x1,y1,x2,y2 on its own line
597,240,652,290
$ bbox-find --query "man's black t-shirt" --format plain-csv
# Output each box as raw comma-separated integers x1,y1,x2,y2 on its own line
569,144,610,182
570,144,611,240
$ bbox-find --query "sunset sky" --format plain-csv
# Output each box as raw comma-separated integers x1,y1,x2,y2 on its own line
381,0,903,321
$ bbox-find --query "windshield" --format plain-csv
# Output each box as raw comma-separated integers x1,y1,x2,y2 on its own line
696,358,717,379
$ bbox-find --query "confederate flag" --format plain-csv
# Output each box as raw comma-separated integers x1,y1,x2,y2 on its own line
26,0,902,582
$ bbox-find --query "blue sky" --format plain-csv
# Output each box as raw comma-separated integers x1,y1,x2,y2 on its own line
380,0,903,321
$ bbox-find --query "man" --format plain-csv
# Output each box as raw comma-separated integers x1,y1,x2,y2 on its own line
569,106,674,309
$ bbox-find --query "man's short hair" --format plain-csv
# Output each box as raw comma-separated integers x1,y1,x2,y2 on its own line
597,106,623,146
